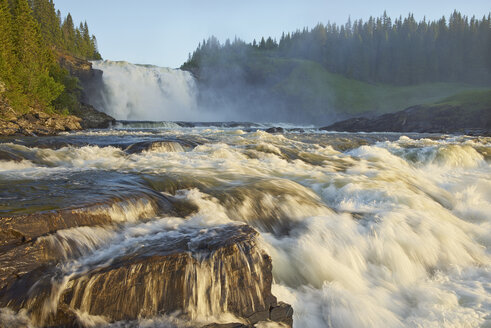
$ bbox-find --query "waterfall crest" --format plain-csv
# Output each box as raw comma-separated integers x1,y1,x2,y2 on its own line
92,60,199,121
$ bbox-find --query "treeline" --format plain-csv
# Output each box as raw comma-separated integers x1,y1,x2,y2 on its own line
183,11,491,85
30,0,101,60
0,0,101,114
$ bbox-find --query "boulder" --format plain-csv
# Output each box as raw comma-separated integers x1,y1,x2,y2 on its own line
265,127,284,134
0,224,293,328
71,103,116,129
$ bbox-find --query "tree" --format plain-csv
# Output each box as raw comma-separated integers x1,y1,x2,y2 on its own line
61,12,75,51
182,11,491,85
11,0,63,111
0,0,15,85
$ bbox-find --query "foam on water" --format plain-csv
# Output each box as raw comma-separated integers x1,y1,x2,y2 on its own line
0,130,489,327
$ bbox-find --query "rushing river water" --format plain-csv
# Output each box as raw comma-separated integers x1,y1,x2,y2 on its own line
0,123,490,328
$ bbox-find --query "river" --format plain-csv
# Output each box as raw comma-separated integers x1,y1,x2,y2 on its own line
0,123,489,327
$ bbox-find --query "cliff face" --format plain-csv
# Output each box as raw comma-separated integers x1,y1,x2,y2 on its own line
57,53,116,129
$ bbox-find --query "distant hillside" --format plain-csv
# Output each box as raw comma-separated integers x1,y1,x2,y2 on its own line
181,11,491,123
269,59,477,116
182,48,482,123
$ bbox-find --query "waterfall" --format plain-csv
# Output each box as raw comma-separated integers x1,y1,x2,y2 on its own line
91,60,199,121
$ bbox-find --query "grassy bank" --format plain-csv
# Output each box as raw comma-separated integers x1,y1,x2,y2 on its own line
270,59,484,117
427,89,491,111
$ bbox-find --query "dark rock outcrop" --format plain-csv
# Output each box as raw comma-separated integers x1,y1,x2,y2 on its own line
265,127,285,134
71,103,115,129
0,223,293,328
321,104,491,135
57,53,115,129
57,53,104,105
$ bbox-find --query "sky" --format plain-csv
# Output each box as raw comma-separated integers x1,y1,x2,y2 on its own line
55,0,490,68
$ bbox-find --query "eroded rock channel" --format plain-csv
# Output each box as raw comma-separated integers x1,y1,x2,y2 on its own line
0,179,293,327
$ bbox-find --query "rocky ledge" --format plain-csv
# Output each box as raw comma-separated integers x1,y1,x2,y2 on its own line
71,103,116,129
321,103,491,135
0,108,82,137
0,202,293,328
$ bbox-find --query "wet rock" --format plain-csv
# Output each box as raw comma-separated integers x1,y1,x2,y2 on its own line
0,149,23,162
321,104,491,135
0,194,165,253
270,302,294,326
61,225,279,323
265,127,284,134
1,224,292,327
0,209,110,253
202,324,247,328
124,139,195,154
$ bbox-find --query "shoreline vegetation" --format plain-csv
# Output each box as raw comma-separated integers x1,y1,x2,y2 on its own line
1,5,490,134
0,0,113,136
0,3,490,327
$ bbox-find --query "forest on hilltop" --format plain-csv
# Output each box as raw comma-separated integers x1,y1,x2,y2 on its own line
183,11,491,85
0,0,101,115
181,11,491,122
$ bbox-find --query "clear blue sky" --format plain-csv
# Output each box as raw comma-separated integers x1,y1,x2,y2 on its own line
55,0,490,68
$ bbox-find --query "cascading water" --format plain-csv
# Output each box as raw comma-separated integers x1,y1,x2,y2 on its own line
0,127,489,328
91,60,199,121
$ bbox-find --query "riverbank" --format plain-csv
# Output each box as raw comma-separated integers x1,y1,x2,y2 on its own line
0,107,81,136
322,89,491,135
0,54,114,137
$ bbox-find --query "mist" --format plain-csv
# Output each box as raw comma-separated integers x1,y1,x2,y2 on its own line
88,60,339,124
86,12,490,125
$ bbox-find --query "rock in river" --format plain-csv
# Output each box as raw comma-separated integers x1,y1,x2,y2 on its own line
0,222,292,327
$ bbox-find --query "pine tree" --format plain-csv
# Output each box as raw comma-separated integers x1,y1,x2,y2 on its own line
31,0,61,46
61,12,75,52
12,0,63,111
0,0,15,85
259,37,266,49
182,11,491,85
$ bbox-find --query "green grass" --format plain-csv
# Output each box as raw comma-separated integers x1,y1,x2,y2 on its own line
268,58,485,116
428,89,491,112
187,52,489,119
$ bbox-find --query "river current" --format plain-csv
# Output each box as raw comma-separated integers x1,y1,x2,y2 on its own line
0,123,490,328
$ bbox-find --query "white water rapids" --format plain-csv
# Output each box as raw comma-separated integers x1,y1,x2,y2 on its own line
0,128,490,328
